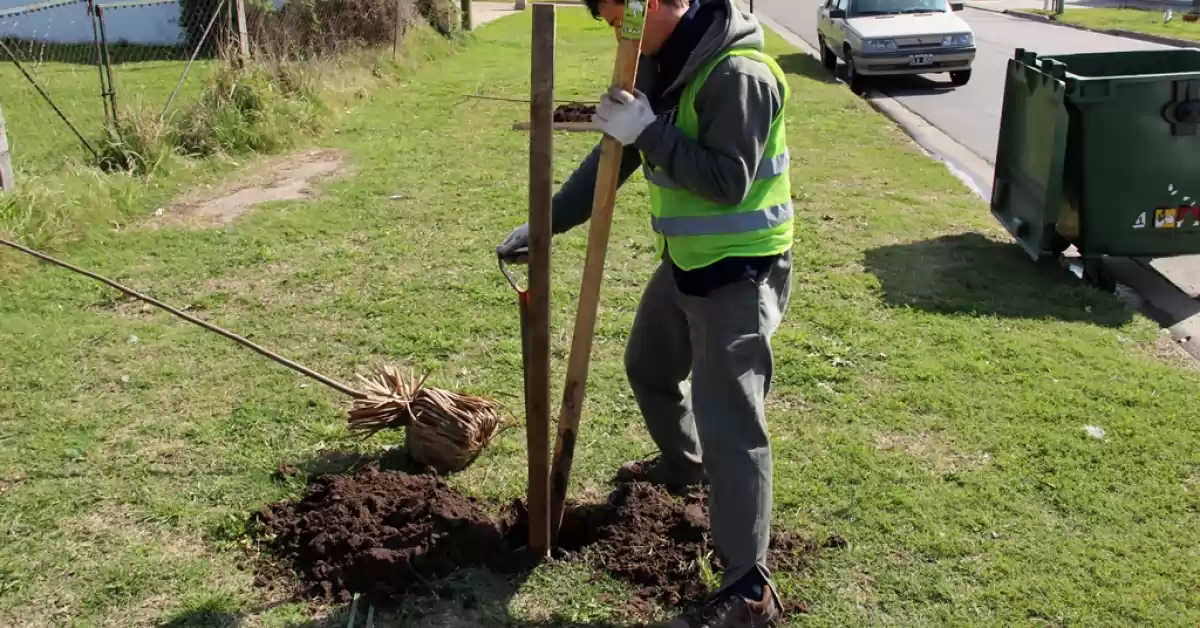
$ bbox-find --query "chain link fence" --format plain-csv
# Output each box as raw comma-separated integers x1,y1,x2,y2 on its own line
1,0,114,171
1,0,461,176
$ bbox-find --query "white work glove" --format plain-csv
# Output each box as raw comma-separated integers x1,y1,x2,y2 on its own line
496,222,529,262
595,87,656,146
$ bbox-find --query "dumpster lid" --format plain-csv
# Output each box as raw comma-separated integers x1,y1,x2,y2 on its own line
990,51,1071,262
1040,49,1200,81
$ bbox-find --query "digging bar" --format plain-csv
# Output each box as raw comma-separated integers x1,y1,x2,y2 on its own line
547,0,647,546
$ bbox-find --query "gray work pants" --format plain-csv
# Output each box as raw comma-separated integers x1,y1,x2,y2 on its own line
623,250,793,591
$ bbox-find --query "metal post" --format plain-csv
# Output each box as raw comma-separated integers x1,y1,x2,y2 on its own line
95,6,118,123
87,0,112,125
0,105,15,192
236,0,249,60
394,0,402,58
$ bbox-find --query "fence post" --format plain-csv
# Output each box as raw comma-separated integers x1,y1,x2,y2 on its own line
95,6,119,123
0,106,14,192
462,0,472,29
394,0,402,58
236,0,250,60
87,0,113,125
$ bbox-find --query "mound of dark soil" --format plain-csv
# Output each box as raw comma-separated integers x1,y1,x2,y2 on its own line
554,103,596,122
253,468,513,601
252,464,843,613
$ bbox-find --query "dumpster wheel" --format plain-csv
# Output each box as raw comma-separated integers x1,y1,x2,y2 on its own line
1081,257,1116,293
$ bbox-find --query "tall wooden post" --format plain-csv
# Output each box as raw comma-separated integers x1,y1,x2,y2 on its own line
394,0,403,57
462,0,472,30
547,0,646,544
525,1,554,559
0,106,15,192
235,0,249,60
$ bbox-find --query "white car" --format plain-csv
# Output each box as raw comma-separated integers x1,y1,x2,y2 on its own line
816,0,976,94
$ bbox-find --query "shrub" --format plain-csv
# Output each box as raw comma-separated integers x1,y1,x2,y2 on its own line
244,0,459,60
173,62,325,157
94,109,172,175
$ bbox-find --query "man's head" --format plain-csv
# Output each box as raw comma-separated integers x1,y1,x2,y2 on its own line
583,0,691,55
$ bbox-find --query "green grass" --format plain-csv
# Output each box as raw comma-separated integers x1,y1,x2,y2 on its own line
1,58,219,176
1,7,1198,628
1034,7,1200,41
0,25,460,250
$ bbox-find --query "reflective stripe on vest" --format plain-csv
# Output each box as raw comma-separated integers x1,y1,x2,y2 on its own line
650,201,793,236
641,150,790,190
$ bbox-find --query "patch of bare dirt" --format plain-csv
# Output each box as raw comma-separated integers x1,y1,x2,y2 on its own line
874,431,991,474
150,149,347,228
1140,331,1199,370
0,471,25,495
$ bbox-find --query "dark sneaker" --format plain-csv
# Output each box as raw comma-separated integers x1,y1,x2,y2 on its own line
667,584,783,628
615,455,706,491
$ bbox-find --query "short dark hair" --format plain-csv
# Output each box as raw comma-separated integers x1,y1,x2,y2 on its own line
583,0,687,20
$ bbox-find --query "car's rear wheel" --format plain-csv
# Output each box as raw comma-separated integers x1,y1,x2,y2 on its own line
950,69,972,86
845,51,867,95
819,37,838,74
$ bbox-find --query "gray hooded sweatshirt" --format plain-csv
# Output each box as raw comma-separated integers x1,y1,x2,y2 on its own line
549,0,784,248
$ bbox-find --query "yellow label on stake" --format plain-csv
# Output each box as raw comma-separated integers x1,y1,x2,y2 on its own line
621,0,646,40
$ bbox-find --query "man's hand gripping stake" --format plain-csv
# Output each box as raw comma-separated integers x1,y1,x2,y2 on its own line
547,0,647,545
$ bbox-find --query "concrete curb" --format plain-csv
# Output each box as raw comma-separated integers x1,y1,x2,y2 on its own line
970,4,1199,49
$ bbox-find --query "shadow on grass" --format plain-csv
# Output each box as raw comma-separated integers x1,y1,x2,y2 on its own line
157,565,649,627
286,445,430,478
775,52,840,84
863,233,1135,327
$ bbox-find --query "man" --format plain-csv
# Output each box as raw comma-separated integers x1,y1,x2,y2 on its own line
496,0,793,625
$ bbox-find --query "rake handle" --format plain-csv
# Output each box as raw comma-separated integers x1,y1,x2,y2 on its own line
0,237,365,399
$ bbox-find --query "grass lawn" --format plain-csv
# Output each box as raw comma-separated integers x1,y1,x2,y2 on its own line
1035,7,1200,42
1,58,219,176
1,6,1198,628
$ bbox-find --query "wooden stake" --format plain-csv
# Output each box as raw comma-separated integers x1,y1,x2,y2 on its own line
526,1,555,559
547,0,645,545
235,0,250,60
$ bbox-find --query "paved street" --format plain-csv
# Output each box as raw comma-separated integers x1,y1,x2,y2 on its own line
753,0,1169,166
751,0,1200,349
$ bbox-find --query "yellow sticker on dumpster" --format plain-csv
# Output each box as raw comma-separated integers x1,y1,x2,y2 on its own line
1151,206,1200,229
1155,208,1178,229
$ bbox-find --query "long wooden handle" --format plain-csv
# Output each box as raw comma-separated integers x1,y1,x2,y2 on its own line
526,2,555,560
0,236,365,399
548,0,646,545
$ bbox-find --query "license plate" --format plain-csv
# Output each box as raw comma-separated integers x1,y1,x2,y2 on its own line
908,54,935,66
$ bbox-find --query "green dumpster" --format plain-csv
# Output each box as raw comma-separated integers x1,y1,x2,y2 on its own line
990,48,1200,289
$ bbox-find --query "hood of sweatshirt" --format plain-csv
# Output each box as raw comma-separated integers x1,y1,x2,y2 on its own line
655,0,766,98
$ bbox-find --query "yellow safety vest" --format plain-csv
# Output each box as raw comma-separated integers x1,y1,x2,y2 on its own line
642,47,793,271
